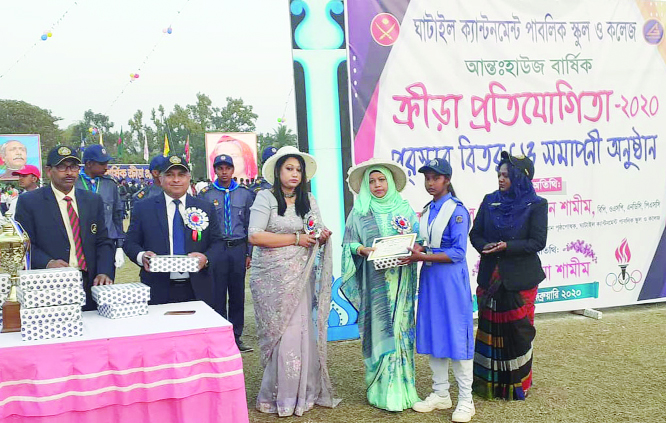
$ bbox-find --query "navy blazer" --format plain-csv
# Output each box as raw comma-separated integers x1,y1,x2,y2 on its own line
14,186,115,278
124,193,224,307
469,194,548,291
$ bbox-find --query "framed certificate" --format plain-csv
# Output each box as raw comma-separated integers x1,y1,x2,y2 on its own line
367,233,417,270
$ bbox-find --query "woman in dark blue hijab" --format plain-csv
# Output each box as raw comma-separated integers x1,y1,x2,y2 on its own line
469,151,548,401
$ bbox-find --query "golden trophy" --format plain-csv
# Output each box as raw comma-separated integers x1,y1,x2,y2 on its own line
1,215,30,333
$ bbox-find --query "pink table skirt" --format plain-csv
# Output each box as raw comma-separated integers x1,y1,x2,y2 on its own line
0,326,249,422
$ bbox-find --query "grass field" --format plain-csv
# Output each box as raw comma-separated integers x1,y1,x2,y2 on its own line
115,247,666,423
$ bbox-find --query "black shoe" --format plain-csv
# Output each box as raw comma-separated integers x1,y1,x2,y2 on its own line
236,341,254,353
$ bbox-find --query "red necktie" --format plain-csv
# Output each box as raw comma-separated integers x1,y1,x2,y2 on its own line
63,196,87,271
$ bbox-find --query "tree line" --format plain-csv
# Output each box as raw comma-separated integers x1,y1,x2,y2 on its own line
0,93,297,180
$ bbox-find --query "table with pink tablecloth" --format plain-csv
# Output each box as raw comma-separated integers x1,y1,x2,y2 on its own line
0,301,249,422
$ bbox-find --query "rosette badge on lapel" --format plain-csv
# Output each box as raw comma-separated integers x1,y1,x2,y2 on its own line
303,212,322,238
391,216,412,235
183,207,209,241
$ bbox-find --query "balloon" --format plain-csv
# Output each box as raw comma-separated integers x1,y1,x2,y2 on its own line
134,73,139,78
47,32,52,38
167,27,172,34
162,28,167,33
277,118,282,123
88,128,93,133
130,73,134,78
41,34,47,41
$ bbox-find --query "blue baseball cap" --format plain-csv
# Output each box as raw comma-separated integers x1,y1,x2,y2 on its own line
47,145,81,167
149,155,167,171
261,146,278,163
82,144,113,163
213,154,234,168
418,158,453,176
160,155,190,173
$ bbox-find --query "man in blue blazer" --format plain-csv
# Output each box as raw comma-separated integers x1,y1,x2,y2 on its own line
14,146,115,311
124,155,224,306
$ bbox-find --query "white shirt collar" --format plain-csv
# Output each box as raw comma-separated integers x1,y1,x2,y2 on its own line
51,184,76,201
164,191,188,206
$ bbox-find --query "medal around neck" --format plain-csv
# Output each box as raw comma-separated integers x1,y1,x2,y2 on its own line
303,212,322,238
391,215,412,235
183,207,209,241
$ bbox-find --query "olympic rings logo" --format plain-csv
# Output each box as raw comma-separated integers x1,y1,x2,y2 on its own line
605,266,642,292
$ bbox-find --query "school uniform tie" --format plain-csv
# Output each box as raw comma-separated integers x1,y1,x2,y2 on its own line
63,196,87,271
172,199,186,255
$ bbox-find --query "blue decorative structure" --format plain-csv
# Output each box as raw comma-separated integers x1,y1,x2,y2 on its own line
289,0,358,341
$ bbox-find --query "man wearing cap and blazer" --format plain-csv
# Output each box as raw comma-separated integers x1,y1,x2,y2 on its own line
198,153,255,352
14,146,115,311
75,144,125,279
124,155,224,307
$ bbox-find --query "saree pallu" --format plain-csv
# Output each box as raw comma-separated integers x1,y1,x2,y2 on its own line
249,195,338,417
341,210,420,411
473,267,538,400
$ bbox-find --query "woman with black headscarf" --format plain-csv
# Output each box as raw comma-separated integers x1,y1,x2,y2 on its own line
469,151,548,401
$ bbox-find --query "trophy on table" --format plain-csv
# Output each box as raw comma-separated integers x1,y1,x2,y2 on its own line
1,215,30,333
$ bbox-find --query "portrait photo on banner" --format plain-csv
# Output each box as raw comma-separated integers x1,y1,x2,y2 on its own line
204,132,258,182
0,134,41,181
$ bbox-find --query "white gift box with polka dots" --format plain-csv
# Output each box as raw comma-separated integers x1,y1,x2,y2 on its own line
0,273,10,294
0,298,5,327
17,286,86,308
18,268,83,291
0,273,9,327
97,302,149,319
373,257,410,271
148,255,199,273
19,303,82,327
91,282,151,305
21,319,84,341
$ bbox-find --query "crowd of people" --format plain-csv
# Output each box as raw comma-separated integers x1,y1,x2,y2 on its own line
7,142,547,422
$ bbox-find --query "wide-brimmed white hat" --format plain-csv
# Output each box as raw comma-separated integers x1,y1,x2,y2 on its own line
346,158,408,194
262,146,317,185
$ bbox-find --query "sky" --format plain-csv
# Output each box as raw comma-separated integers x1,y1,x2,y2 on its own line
0,0,298,135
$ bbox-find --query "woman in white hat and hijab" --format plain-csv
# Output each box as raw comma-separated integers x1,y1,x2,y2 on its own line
248,146,339,416
340,158,421,411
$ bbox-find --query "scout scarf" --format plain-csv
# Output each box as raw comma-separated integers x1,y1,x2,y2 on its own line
212,179,239,235
79,170,99,193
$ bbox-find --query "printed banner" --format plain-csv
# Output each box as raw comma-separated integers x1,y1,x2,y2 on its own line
0,134,41,181
347,0,666,312
105,164,152,181
204,133,258,183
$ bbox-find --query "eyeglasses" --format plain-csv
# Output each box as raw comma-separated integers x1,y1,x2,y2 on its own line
54,164,80,172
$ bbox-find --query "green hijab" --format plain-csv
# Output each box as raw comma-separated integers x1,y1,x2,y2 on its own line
352,165,412,216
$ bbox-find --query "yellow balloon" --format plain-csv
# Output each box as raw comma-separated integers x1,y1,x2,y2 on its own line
88,128,93,133
129,73,134,78
47,32,52,37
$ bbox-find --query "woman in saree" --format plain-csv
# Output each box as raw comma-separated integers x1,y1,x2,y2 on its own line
248,146,339,416
341,158,421,411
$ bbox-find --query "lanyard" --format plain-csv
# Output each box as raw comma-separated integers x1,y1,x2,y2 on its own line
79,174,99,193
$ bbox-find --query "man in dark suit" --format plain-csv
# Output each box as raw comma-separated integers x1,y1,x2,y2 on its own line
14,146,115,311
124,155,224,306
